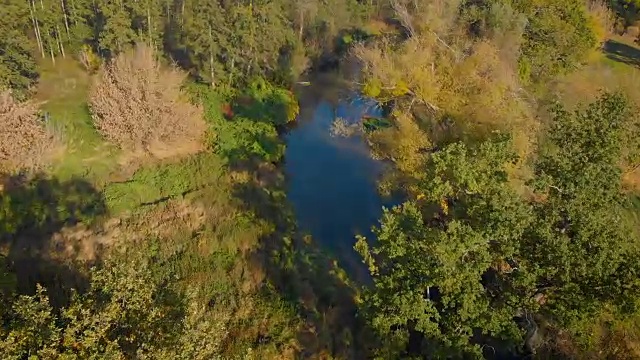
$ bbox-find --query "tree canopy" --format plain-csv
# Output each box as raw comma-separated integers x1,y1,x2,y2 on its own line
2,0,640,358
0,259,228,359
357,94,640,357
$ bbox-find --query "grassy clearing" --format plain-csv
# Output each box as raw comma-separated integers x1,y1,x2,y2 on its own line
102,153,226,214
553,37,640,107
36,59,119,183
107,181,300,358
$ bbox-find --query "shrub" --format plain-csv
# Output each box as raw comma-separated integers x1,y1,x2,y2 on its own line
0,90,57,173
189,84,286,162
78,45,100,73
587,0,615,46
234,78,299,125
515,0,597,81
89,44,206,156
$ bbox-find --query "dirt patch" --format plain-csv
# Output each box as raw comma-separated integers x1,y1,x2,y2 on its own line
147,139,204,160
43,198,207,263
49,223,115,262
623,167,640,192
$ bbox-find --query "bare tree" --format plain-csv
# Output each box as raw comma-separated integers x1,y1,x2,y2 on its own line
0,90,58,172
391,0,416,38
390,0,459,57
89,44,206,157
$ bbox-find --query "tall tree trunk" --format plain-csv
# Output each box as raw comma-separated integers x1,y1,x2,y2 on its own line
60,0,71,38
56,25,66,58
209,52,215,88
181,0,185,26
29,0,45,58
248,0,255,77
147,5,153,47
35,22,45,59
38,0,55,63
208,23,215,88
70,0,78,25
229,57,234,86
48,35,56,64
164,0,168,18
298,11,304,42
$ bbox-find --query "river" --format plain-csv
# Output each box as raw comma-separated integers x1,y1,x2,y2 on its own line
284,76,531,359
284,76,394,281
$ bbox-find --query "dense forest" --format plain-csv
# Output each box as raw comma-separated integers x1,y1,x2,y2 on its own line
2,0,640,358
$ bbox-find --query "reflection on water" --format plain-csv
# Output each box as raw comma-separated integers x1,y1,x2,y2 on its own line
285,81,393,281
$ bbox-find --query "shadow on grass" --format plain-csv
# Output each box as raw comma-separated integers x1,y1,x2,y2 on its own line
604,40,640,68
230,159,374,358
0,173,107,307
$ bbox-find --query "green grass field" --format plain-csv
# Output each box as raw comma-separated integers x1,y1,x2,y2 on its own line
36,59,120,184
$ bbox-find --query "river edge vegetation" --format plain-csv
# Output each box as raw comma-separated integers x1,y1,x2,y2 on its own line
2,0,640,359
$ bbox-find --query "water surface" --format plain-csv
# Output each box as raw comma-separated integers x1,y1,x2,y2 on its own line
285,80,392,279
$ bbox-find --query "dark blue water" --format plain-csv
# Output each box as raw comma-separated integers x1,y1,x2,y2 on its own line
285,88,391,279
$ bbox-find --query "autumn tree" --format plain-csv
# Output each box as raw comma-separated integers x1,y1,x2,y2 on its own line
354,0,534,194
0,90,58,172
89,44,205,156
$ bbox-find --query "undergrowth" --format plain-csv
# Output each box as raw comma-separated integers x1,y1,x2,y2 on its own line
102,153,226,214
187,79,298,163
4,62,306,358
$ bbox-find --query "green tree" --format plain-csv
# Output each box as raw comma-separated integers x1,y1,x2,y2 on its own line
34,0,69,62
509,0,597,81
0,0,39,95
177,0,227,86
357,95,640,357
611,0,640,24
177,0,295,87
356,135,534,357
65,0,95,49
0,260,227,358
226,0,294,81
95,0,138,56
525,93,640,326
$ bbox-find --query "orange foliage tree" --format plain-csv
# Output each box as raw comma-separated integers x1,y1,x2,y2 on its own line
0,90,56,172
89,44,205,156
